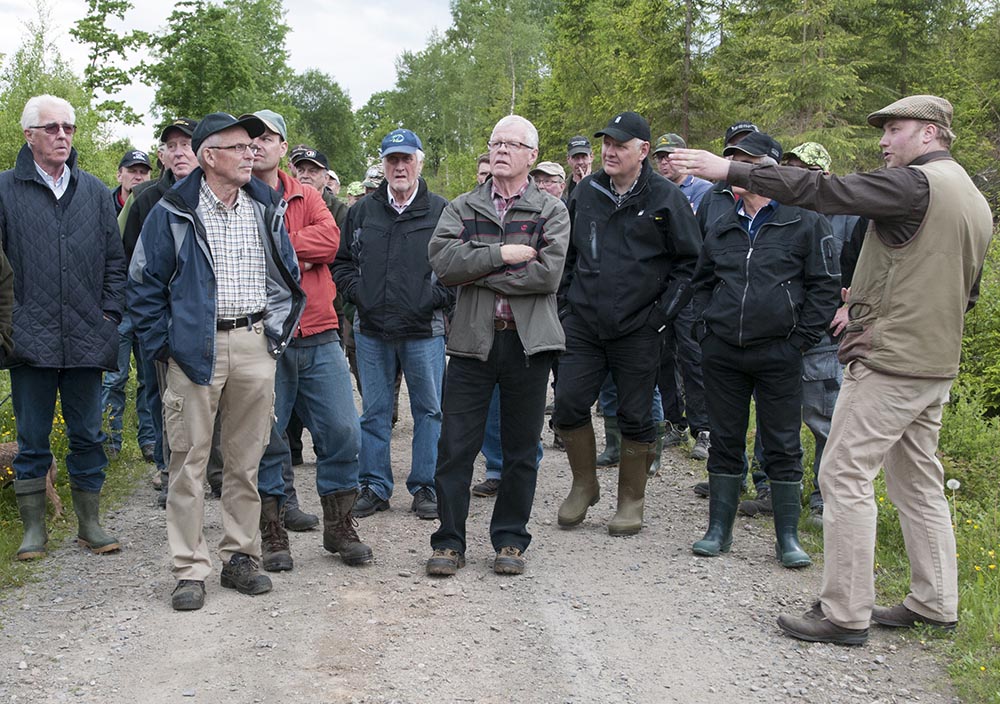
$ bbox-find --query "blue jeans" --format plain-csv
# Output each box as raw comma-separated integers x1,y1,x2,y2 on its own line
11,366,108,492
258,337,361,499
101,312,155,451
596,374,664,423
481,385,544,481
356,332,444,500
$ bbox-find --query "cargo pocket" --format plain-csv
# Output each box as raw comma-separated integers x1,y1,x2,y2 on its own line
161,388,192,453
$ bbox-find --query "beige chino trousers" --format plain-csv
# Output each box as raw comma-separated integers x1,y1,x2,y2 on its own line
163,323,275,581
819,360,957,630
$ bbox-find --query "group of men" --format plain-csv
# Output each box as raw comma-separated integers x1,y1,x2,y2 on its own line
2,91,990,649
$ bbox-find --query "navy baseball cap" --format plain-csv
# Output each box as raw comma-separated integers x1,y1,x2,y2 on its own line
567,135,592,156
291,148,329,170
723,132,783,162
119,149,152,169
724,121,759,146
595,112,651,143
159,117,198,143
191,112,266,154
380,129,423,157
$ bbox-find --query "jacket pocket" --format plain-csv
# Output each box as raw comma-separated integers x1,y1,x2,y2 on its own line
161,387,191,453
837,323,873,365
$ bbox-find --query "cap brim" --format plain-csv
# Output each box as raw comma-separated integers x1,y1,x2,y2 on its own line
381,145,418,157
120,160,151,168
160,125,194,141
594,127,635,142
242,113,284,140
233,115,266,139
652,146,678,155
293,157,325,169
567,146,591,156
722,144,764,158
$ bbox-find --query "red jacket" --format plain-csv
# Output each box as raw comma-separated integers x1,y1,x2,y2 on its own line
277,169,340,336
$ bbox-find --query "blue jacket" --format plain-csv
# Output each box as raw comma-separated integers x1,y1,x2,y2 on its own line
0,145,125,370
127,168,305,385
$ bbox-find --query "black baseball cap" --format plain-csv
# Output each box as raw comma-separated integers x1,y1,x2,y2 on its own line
118,149,152,169
594,112,651,143
724,121,759,146
722,132,783,162
159,117,198,143
291,148,329,170
567,135,592,156
191,112,266,154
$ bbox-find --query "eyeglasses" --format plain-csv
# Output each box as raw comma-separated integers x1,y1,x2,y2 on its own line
209,143,261,156
487,140,534,152
535,178,564,186
30,122,76,136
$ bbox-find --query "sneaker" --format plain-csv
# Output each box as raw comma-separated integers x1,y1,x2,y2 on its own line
472,477,501,497
220,553,272,595
353,485,389,518
411,487,438,520
871,603,956,632
690,431,711,460
663,422,687,447
494,546,526,575
283,505,319,531
426,548,465,576
171,579,206,611
141,444,156,463
777,602,869,646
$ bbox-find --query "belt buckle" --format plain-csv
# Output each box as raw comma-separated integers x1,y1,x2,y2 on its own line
495,319,512,331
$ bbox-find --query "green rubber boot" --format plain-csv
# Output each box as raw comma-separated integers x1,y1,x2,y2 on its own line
15,477,48,560
608,439,655,536
556,421,600,527
692,473,742,556
595,416,621,467
71,488,121,554
648,420,666,477
770,480,812,568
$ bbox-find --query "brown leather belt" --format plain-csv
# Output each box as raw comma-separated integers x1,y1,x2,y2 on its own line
494,319,516,331
217,311,264,330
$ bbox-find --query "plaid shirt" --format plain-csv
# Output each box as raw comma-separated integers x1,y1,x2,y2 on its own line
198,179,267,319
491,180,529,321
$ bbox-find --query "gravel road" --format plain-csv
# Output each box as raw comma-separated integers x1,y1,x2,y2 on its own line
0,397,960,704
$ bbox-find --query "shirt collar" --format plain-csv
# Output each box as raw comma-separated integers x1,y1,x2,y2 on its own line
388,185,419,213
199,177,247,211
34,160,69,196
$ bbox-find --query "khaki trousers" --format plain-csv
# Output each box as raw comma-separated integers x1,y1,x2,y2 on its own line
819,360,957,629
164,324,275,581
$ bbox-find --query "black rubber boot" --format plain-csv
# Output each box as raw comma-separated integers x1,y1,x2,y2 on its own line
556,422,600,527
70,488,121,554
595,416,620,467
321,489,374,566
260,496,293,572
770,480,812,568
14,477,48,560
692,473,742,556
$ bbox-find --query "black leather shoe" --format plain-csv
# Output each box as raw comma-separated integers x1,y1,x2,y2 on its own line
411,487,438,520
220,553,272,595
171,580,206,611
354,486,390,517
872,603,956,632
472,478,500,497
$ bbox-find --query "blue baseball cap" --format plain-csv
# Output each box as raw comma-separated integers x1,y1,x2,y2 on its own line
380,129,422,157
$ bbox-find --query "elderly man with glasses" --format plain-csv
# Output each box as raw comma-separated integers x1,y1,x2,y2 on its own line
129,112,305,611
2,94,124,563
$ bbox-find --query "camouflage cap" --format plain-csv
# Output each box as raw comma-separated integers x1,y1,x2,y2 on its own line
346,181,365,196
867,95,953,129
783,142,832,172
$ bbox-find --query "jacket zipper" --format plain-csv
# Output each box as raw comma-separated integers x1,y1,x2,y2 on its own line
739,240,753,346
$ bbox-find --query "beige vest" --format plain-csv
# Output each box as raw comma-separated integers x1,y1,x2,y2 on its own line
839,158,993,378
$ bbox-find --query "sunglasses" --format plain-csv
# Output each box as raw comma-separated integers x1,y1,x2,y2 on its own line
30,122,76,136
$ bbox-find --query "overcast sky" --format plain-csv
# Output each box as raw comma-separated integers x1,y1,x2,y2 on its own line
0,0,454,148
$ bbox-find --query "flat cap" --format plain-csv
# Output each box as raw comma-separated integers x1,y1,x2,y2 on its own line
867,95,953,129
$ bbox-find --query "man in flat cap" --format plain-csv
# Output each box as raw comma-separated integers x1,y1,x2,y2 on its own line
129,112,305,611
672,95,993,644
553,111,701,537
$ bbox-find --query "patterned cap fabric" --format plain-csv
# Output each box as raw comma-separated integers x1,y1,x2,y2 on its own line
867,95,953,129
783,142,831,172
346,181,365,196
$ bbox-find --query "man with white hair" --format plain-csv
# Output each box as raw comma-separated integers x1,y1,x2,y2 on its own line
128,112,304,611
426,115,570,577
333,128,450,521
2,94,125,562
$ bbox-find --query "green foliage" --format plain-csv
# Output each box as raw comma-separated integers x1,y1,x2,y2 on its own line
143,0,296,125
69,0,149,125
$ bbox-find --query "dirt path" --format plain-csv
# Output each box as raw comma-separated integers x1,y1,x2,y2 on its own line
0,393,960,704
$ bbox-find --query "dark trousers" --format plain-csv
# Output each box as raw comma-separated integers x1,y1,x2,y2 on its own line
11,366,107,492
432,330,554,555
700,334,804,482
552,313,660,442
657,302,709,435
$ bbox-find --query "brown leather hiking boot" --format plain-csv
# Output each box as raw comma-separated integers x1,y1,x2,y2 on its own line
494,546,526,575
872,603,956,632
260,496,293,572
777,602,868,646
321,489,374,566
426,548,465,576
